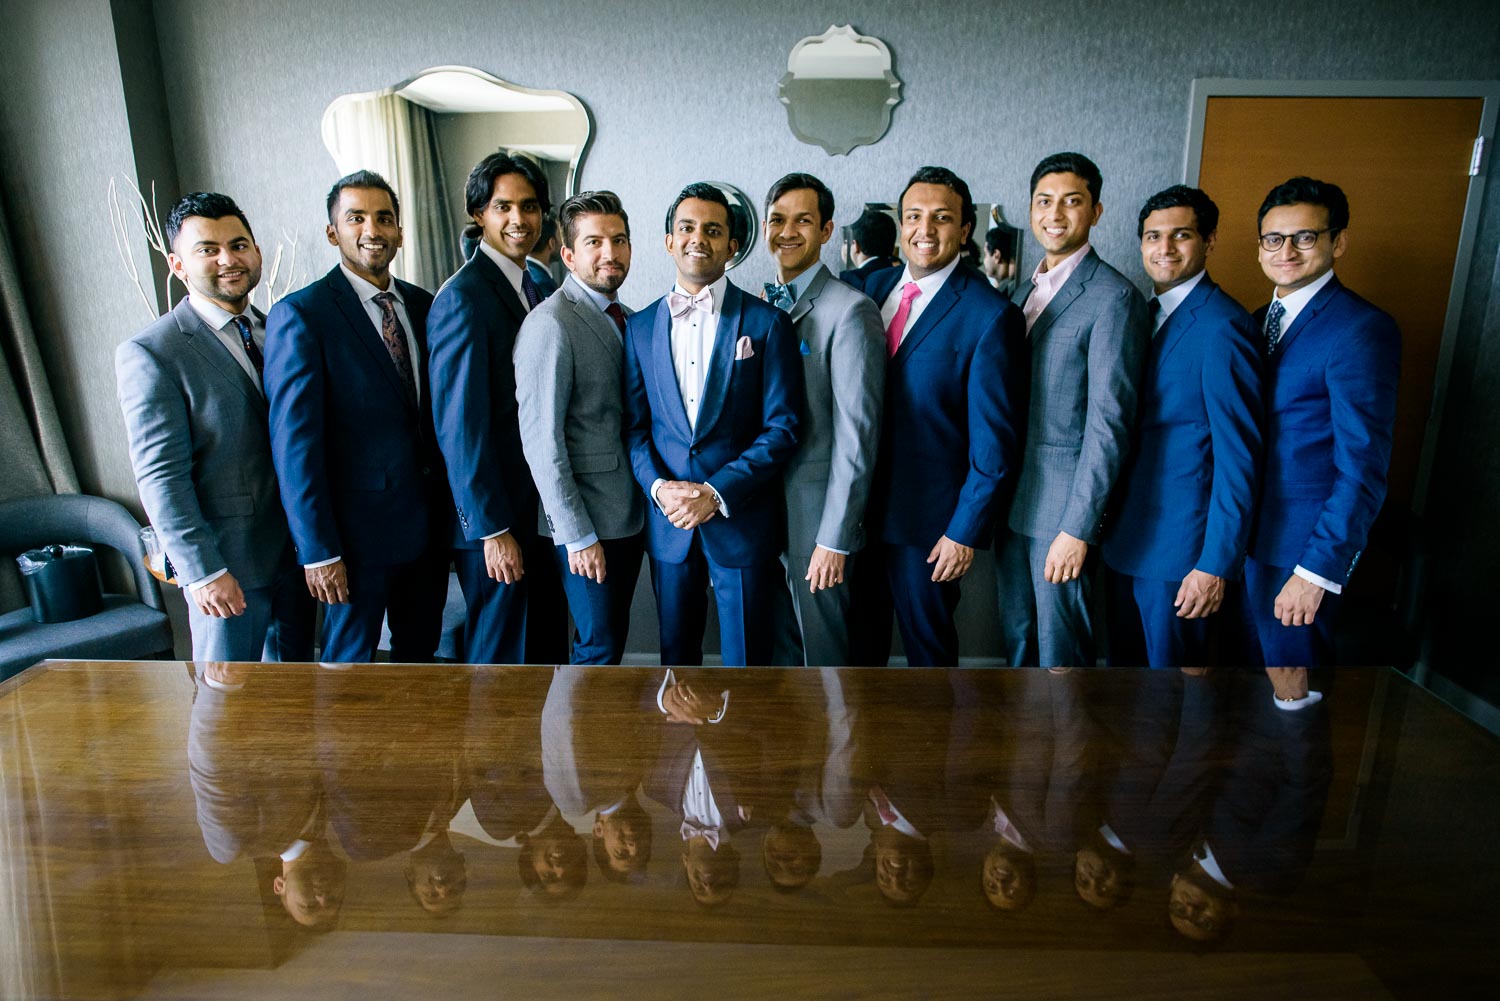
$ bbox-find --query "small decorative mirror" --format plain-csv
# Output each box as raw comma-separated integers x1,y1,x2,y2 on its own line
777,25,902,156
321,65,591,290
667,181,757,271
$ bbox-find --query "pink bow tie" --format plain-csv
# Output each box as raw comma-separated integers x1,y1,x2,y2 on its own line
680,820,722,850
668,289,713,318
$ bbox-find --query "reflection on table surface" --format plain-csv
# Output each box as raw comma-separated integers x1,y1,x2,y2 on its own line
1,663,1496,1000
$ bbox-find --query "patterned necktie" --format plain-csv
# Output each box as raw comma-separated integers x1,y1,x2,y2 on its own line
230,314,263,382
763,282,795,312
604,301,627,338
372,292,418,409
521,269,542,310
885,282,923,358
1264,298,1286,355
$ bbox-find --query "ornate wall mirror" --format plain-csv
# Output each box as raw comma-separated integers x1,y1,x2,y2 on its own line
777,25,902,156
321,66,591,290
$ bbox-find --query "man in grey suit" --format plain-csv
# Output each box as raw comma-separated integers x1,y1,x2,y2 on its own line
760,173,884,666
515,191,645,664
116,192,312,662
998,153,1149,667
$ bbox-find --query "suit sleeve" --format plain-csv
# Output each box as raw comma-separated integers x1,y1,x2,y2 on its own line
515,309,592,545
704,310,803,509
816,294,885,552
114,338,224,583
264,299,341,564
946,302,1029,546
1059,286,1148,543
1196,311,1264,578
427,283,516,540
622,313,672,492
1298,309,1401,584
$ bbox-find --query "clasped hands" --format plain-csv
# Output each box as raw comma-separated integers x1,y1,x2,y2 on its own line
658,480,719,531
662,677,726,725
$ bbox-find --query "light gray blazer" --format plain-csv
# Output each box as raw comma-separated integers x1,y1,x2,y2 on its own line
1008,250,1149,544
115,296,291,589
782,266,885,556
514,275,645,544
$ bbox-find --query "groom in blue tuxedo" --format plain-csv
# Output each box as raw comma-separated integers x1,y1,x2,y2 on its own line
622,182,803,666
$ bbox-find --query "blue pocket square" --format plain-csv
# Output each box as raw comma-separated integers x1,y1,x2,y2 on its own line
799,340,812,355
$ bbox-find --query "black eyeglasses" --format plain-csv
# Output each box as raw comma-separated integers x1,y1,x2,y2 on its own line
1258,228,1332,252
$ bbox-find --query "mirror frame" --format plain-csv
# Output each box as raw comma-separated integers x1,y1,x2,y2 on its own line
776,25,903,157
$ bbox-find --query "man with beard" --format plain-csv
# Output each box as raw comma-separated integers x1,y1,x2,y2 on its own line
265,171,450,663
117,192,312,662
516,191,646,663
428,152,568,665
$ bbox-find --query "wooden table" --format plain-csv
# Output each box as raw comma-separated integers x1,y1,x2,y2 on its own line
1,662,1495,1000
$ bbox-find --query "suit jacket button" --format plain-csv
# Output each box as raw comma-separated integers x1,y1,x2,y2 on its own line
691,447,702,455
421,466,431,475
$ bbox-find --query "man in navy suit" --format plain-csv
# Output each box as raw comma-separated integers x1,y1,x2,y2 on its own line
1242,177,1400,668
621,182,803,666
852,166,1028,666
1102,186,1262,667
264,171,450,663
427,152,567,665
838,207,899,293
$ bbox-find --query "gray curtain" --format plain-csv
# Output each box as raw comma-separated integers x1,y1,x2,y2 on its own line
322,93,461,291
0,202,79,611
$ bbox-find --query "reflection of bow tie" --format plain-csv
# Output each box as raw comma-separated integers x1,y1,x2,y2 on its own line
680,820,723,850
668,289,713,318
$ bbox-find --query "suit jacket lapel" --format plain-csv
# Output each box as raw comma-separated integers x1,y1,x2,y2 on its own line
894,267,963,363
328,267,416,413
692,283,741,442
172,298,262,406
788,265,828,325
649,298,693,442
1152,275,1215,371
566,281,625,357
1273,276,1341,357
473,251,529,327
1028,250,1097,343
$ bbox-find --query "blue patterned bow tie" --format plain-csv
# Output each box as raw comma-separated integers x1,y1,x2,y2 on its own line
763,282,795,312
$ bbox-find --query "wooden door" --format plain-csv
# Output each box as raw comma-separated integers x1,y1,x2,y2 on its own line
1196,95,1483,514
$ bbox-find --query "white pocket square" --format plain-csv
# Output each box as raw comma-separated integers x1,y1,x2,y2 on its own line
734,335,754,361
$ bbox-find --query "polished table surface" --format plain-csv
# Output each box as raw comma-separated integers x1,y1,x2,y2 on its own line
1,662,1497,1000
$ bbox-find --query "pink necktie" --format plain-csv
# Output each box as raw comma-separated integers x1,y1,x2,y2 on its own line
885,282,922,357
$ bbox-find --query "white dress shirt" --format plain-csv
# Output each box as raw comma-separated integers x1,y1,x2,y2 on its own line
1263,268,1343,594
869,784,923,840
1150,269,1207,333
1023,243,1091,333
649,275,730,516
988,796,1032,852
879,255,960,345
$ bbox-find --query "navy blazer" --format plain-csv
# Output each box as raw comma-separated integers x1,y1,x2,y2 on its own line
1250,277,1400,584
863,264,1029,549
427,250,541,549
1103,275,1263,581
621,282,803,568
264,266,446,567
839,258,899,294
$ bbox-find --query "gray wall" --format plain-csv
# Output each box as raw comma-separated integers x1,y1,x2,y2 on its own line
2,0,1497,667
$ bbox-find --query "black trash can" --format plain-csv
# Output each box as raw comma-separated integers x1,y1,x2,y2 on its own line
16,544,104,624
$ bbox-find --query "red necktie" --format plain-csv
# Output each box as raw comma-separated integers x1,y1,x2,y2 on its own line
885,282,922,357
605,301,626,338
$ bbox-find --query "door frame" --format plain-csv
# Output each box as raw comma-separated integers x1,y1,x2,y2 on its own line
1182,78,1500,516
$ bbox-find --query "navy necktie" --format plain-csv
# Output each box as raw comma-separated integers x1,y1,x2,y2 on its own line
521,270,542,310
230,315,264,382
1264,299,1286,355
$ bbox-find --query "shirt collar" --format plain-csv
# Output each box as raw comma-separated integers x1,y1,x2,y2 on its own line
477,240,528,299
187,294,254,332
671,273,730,315
566,271,615,312
338,261,402,305
781,261,826,303
1153,268,1208,324
893,254,961,300
1030,243,1091,293
1267,267,1335,330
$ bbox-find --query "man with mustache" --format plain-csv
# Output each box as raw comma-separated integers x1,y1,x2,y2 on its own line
428,152,567,665
117,192,313,662
265,171,451,663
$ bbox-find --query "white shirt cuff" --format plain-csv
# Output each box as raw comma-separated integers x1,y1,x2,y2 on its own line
814,543,849,557
186,567,228,591
201,672,244,692
481,529,510,541
303,556,341,569
650,478,668,513
1272,689,1324,711
1293,565,1342,595
705,484,729,518
565,533,600,553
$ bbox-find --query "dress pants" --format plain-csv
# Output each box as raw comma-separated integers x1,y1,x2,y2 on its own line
456,531,569,665
554,534,644,665
996,530,1094,668
770,549,857,667
320,549,449,663
184,560,315,662
650,534,779,667
1104,568,1214,669
1237,557,1341,668
847,543,961,667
